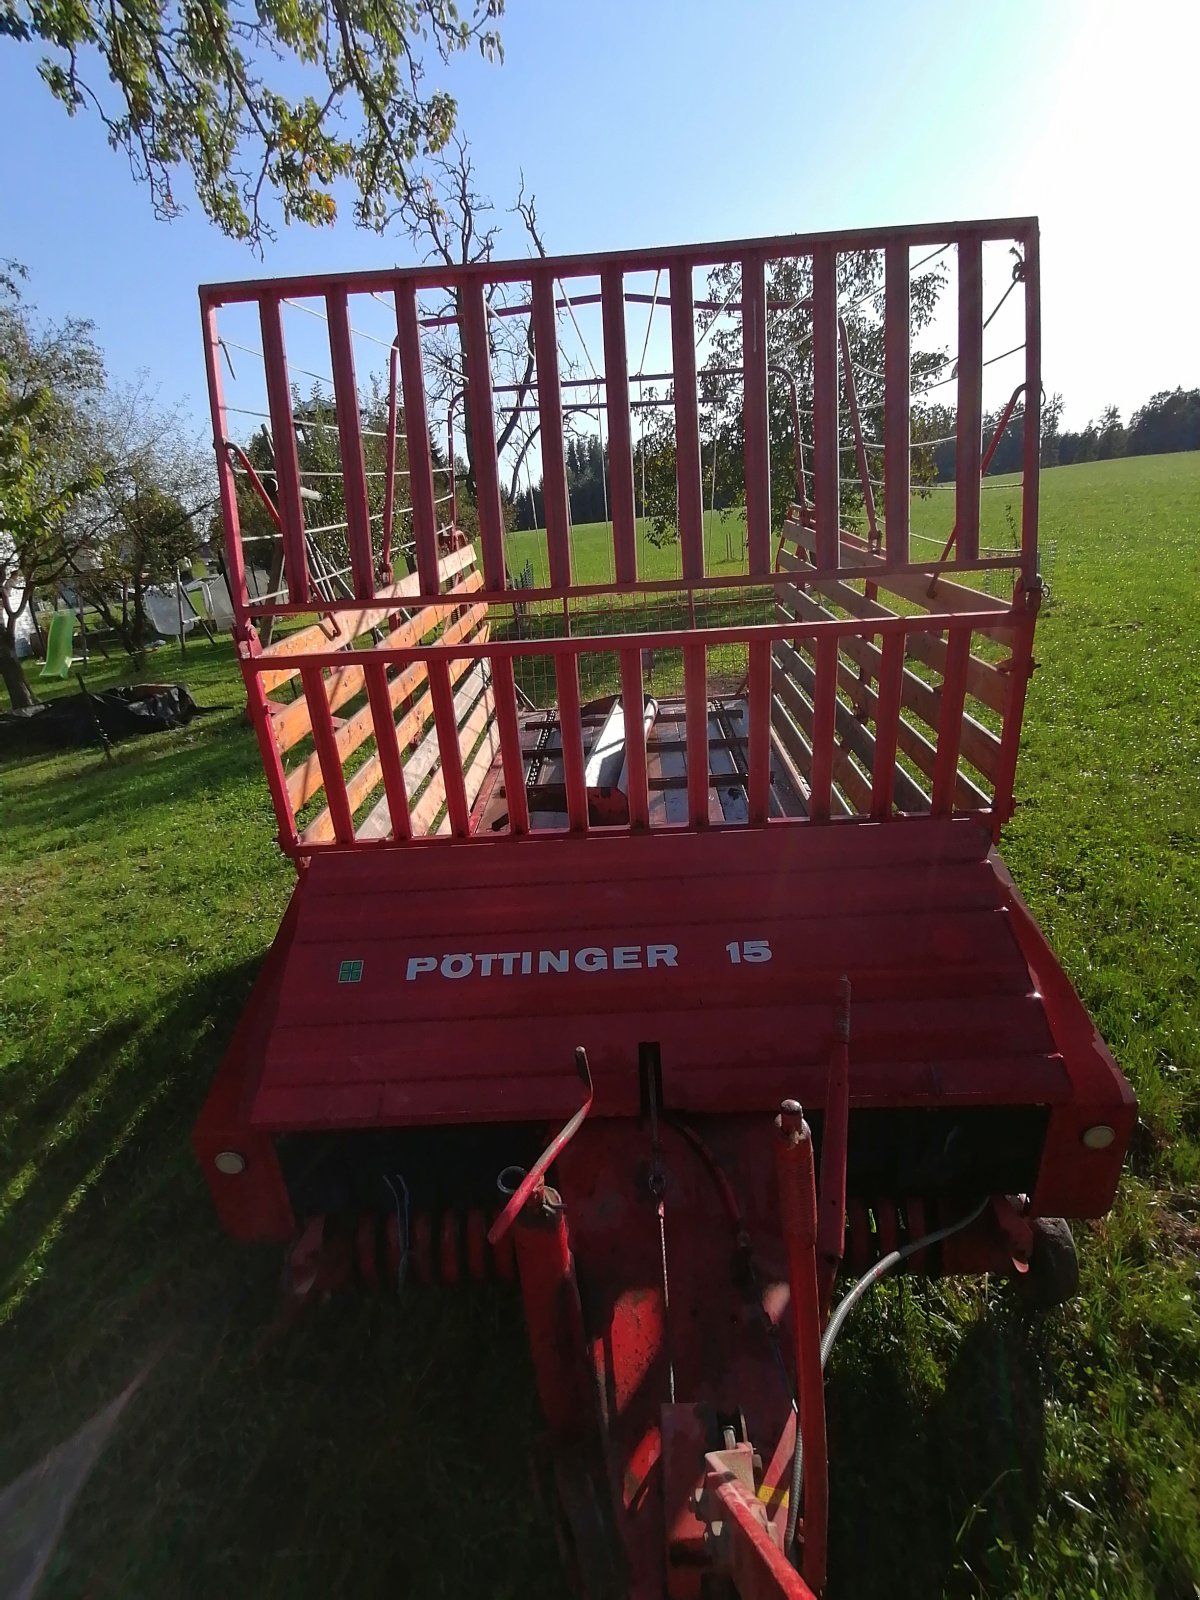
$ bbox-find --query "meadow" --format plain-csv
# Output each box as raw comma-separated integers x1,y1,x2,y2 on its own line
0,452,1197,1598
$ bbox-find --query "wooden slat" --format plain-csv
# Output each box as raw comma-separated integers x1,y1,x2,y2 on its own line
884,241,910,564
257,546,477,690
769,680,852,819
330,653,490,844
601,265,638,584
778,577,1003,784
772,664,871,813
270,574,483,751
774,634,929,814
670,259,705,580
285,600,488,811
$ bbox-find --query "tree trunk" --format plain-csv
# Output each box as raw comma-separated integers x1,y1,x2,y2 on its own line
0,614,38,711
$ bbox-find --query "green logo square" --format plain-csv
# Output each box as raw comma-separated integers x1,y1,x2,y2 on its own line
338,958,364,984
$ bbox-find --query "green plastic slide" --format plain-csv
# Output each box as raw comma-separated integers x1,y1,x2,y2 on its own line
39,611,75,679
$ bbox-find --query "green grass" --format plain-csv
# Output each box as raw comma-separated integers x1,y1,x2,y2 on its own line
1,453,1198,1598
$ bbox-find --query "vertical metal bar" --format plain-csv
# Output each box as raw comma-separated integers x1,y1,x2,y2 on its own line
555,653,588,832
1021,225,1041,589
742,252,772,574
955,237,983,563
462,281,507,591
619,648,649,830
259,297,310,605
812,246,840,569
839,317,879,547
428,657,470,838
381,344,399,580
808,633,837,822
490,656,529,835
532,272,573,590
395,284,441,594
989,606,1038,836
550,646,588,832
200,300,250,621
871,632,904,820
601,266,638,584
931,628,971,814
241,659,299,852
670,260,704,580
299,665,354,842
747,638,772,825
326,287,375,599
883,244,911,566
684,641,709,827
364,661,412,841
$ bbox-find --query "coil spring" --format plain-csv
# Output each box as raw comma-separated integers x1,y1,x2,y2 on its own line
352,1208,516,1289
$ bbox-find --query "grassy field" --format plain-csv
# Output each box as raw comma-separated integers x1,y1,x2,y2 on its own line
1,453,1197,1598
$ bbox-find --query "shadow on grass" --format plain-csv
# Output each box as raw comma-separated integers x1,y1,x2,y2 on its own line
0,710,267,854
0,959,563,1600
827,1292,1047,1599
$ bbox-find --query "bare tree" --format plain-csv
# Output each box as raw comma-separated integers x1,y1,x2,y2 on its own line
396,137,563,512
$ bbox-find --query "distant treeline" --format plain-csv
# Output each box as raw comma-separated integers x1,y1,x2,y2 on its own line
924,385,1200,481
509,386,1198,528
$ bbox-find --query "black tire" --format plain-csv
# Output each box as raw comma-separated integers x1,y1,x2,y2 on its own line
1016,1216,1080,1308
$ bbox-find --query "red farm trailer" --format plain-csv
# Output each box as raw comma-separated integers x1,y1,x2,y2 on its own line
194,218,1135,1598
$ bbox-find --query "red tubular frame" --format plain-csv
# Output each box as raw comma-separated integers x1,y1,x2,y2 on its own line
883,244,910,565
601,265,638,585
670,259,705,580
774,1109,829,1596
199,218,1044,864
743,251,772,574
394,284,441,593
955,238,984,563
258,297,309,605
811,246,840,569
326,287,375,599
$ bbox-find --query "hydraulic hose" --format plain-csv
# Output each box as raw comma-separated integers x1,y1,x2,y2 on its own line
786,1196,991,1556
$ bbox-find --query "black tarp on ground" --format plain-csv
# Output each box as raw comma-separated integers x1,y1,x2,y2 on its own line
0,685,200,757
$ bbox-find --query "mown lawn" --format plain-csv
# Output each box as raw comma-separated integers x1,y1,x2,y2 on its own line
1,452,1197,1598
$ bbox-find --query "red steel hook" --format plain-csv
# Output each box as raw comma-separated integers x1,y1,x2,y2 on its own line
488,1047,594,1246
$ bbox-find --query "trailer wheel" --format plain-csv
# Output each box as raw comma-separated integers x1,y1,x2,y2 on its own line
1016,1217,1080,1308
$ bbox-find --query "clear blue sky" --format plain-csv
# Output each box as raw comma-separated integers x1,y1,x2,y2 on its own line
1,0,1194,432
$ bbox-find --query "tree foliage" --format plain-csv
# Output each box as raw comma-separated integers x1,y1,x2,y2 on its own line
0,269,105,708
68,384,213,659
1,0,504,247
630,251,947,548
397,136,550,506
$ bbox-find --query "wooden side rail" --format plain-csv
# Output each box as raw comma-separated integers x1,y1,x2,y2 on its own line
770,518,1035,823
243,545,498,849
